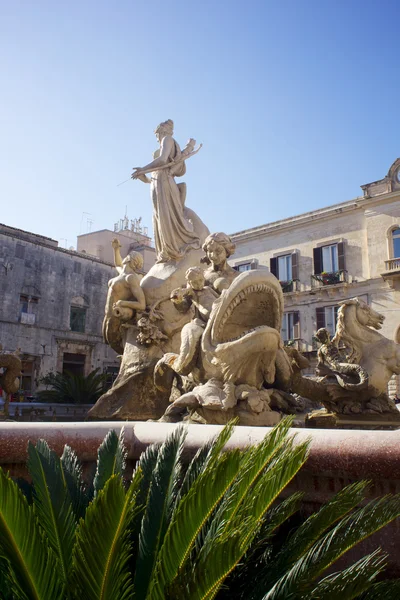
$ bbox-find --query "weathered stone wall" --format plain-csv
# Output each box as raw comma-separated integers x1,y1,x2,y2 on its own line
0,224,119,390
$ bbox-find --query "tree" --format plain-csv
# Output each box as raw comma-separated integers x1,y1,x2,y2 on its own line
37,369,107,404
0,418,399,599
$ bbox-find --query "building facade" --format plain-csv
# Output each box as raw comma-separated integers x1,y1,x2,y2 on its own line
0,223,120,397
229,158,400,392
77,215,156,273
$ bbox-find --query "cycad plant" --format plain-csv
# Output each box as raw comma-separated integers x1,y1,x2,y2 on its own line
37,368,107,404
0,418,399,599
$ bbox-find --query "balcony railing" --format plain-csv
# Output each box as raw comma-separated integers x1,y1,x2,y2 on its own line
311,270,348,289
279,279,300,293
383,258,400,273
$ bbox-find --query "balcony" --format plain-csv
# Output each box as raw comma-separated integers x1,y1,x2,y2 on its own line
311,270,348,289
381,258,400,280
279,279,300,293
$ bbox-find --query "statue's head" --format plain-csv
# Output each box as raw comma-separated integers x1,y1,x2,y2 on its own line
123,251,144,272
202,232,236,266
154,119,174,142
315,328,331,344
185,266,205,291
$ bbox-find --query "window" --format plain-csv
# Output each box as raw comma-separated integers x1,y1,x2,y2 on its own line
70,306,86,332
237,263,252,272
20,295,29,314
281,312,300,341
278,255,292,281
322,245,338,273
316,306,339,337
20,295,38,324
74,262,82,274
270,252,299,282
392,228,400,258
63,353,86,376
313,242,345,275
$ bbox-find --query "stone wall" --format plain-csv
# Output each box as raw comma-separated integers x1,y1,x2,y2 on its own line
0,224,119,393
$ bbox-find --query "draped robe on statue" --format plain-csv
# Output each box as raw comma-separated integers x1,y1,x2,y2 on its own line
151,137,200,262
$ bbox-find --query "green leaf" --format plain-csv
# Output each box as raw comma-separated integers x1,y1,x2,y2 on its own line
0,468,63,600
260,481,369,594
264,493,400,600
200,417,299,553
307,549,386,600
190,437,309,600
72,471,141,600
357,579,400,599
133,426,187,600
61,444,89,521
27,440,76,586
149,448,242,599
178,420,237,504
93,429,127,496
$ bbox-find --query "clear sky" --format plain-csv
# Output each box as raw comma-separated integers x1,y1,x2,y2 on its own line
1,0,399,248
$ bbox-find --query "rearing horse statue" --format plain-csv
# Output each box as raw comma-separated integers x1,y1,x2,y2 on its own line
332,298,400,410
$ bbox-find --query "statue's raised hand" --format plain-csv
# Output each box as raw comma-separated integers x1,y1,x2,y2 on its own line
111,238,121,250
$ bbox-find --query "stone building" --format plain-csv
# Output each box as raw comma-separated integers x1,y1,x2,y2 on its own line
230,158,400,392
0,223,120,397
77,215,156,273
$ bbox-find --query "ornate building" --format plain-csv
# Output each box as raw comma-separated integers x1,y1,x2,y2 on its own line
230,158,400,393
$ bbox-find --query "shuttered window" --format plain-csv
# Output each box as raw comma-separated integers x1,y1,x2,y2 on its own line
271,251,299,280
314,242,345,274
316,306,339,337
281,311,300,341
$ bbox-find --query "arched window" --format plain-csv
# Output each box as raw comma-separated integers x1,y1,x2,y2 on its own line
391,228,400,259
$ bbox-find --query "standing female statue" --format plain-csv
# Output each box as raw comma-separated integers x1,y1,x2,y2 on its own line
131,119,201,263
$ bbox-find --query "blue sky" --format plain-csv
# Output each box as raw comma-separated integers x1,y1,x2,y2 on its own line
1,0,399,248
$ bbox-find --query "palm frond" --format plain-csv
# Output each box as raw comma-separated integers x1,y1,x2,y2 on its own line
134,442,161,510
225,493,304,599
191,437,309,599
133,426,187,600
356,578,400,599
307,549,386,600
149,448,242,599
200,417,299,552
27,440,76,585
93,429,127,496
264,493,400,600
0,468,63,600
177,420,237,506
72,471,141,600
262,480,369,591
61,444,89,520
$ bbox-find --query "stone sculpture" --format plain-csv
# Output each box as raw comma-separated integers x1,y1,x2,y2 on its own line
89,120,209,420
103,239,146,354
90,121,400,426
0,345,22,418
131,119,203,264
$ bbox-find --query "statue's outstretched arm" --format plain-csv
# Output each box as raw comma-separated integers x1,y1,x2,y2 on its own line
132,136,174,177
111,238,123,269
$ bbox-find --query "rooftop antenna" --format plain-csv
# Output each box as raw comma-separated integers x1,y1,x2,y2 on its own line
87,218,94,232
80,212,92,234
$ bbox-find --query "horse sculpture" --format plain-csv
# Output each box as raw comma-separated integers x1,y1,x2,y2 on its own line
333,298,400,399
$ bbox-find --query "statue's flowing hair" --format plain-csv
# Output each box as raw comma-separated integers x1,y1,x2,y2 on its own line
332,299,363,363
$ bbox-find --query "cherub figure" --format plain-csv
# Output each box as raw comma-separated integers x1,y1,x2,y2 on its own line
184,267,219,323
156,267,218,377
103,238,146,354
